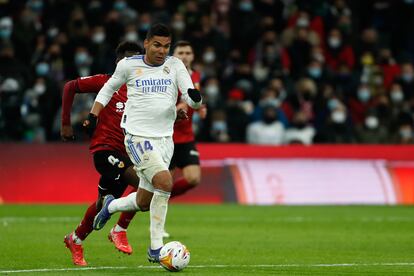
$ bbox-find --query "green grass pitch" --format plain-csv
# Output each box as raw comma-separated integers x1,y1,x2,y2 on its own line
0,204,414,275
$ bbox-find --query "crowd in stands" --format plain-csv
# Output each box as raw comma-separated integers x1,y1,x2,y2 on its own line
1,0,414,144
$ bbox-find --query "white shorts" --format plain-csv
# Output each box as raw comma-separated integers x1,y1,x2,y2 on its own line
124,133,173,193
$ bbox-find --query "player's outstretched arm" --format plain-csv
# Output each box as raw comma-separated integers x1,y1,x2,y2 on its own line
61,80,78,141
61,75,108,141
175,58,202,109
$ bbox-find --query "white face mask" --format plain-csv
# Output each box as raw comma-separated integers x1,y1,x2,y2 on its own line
296,17,309,28
331,110,346,123
203,52,216,64
33,83,46,95
92,32,105,43
400,127,413,139
205,85,219,98
390,90,404,103
125,31,138,42
172,21,185,31
259,98,280,108
365,116,379,129
253,65,269,81
328,37,341,48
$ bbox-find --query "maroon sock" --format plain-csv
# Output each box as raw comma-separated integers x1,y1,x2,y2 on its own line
171,178,194,198
75,202,97,241
117,211,136,229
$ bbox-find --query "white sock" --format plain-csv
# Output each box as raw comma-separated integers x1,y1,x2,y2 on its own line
72,232,82,245
150,189,171,250
114,224,127,232
108,192,139,213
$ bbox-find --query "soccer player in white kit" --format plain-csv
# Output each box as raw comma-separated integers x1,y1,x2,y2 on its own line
85,23,202,263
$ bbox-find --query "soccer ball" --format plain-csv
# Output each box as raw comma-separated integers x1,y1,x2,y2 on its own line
158,241,190,272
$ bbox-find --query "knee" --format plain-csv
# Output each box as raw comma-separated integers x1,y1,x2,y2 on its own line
152,171,173,192
136,198,150,212
138,203,150,212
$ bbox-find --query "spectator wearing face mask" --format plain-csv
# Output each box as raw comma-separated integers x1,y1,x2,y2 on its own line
209,109,230,142
395,62,414,100
250,87,288,127
246,104,286,145
388,83,408,122
324,28,355,72
354,111,389,144
31,61,61,140
315,104,354,143
348,83,378,126
304,59,330,89
71,46,93,78
90,25,113,74
0,42,30,140
391,113,414,144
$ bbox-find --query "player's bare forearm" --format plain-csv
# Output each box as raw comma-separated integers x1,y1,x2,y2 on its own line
90,101,104,116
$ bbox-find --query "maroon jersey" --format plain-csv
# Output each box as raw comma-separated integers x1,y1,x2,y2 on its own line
173,70,201,144
61,74,127,154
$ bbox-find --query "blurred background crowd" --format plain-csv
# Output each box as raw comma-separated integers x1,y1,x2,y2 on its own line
1,0,414,144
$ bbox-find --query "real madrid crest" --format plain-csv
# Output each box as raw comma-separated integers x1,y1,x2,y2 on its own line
163,66,170,74
135,68,143,76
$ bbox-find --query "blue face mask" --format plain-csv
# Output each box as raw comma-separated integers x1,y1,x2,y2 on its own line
402,73,413,83
0,28,12,39
239,2,253,12
114,1,127,11
327,98,339,110
35,62,49,76
357,88,371,102
212,121,227,132
308,67,322,78
140,23,150,32
28,0,44,12
75,52,89,66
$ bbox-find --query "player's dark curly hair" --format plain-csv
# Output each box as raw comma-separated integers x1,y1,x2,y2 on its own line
115,41,143,59
146,23,171,40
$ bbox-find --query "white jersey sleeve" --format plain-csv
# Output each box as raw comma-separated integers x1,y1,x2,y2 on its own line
174,58,202,109
95,58,127,106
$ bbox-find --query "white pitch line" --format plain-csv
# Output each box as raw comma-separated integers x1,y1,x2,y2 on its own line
1,263,414,274
2,216,414,224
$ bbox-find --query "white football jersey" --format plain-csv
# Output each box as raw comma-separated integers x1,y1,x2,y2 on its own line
95,55,201,137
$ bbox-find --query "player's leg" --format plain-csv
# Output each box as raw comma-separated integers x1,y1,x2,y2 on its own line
109,165,140,254
64,201,98,266
115,166,139,232
64,150,119,266
92,151,139,254
171,141,201,197
145,137,174,262
93,137,158,230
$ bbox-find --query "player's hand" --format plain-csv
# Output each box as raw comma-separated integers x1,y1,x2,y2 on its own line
176,108,188,121
60,125,75,142
83,113,98,138
176,102,189,121
198,104,207,119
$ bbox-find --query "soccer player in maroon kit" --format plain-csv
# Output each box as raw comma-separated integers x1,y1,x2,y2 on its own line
170,41,207,200
61,42,142,266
